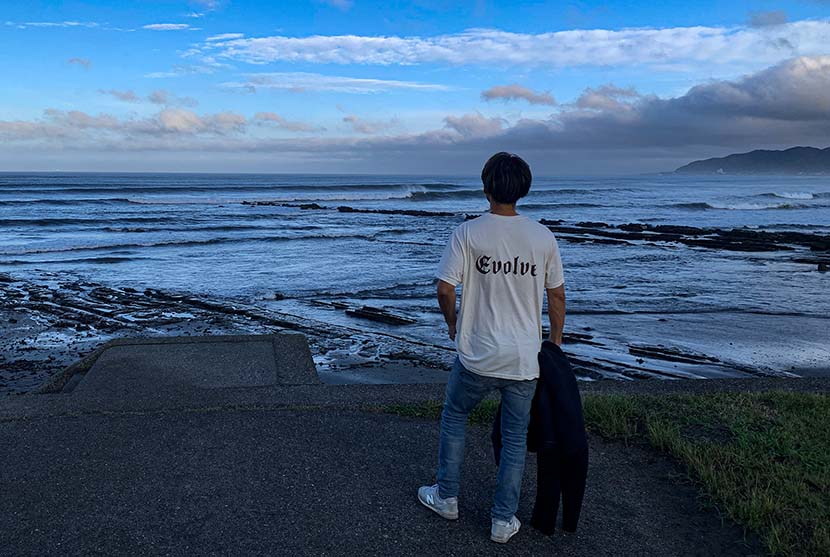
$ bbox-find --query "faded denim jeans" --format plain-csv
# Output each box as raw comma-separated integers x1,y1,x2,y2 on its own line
437,357,536,521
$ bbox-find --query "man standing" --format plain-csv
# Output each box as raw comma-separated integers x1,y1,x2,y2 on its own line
418,152,566,544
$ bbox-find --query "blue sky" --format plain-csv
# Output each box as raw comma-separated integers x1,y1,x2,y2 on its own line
1,0,830,173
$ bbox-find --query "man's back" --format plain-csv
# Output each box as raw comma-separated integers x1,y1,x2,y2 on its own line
437,212,563,380
422,152,567,544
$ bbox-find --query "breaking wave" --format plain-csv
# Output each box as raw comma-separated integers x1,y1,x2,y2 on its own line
0,256,148,265
672,202,811,211
0,229,410,256
756,191,830,200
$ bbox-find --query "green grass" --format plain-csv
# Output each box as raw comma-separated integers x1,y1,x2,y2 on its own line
383,391,830,556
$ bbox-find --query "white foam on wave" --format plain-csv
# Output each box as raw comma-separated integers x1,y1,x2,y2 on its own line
709,201,808,210
127,184,432,205
766,192,815,200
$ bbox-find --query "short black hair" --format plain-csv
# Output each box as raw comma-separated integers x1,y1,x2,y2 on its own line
481,152,532,205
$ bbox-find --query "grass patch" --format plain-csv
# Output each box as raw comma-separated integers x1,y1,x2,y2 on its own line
384,391,830,556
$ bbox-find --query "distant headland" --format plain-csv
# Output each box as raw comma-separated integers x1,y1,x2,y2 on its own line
674,146,830,175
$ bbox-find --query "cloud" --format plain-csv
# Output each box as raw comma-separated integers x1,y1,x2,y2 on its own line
0,108,249,140
484,55,830,153
184,0,222,17
200,21,830,70
669,55,830,120
342,115,396,134
5,56,830,174
320,0,354,10
43,109,120,130
481,84,556,105
253,112,322,132
157,109,246,134
11,21,99,29
144,64,218,78
67,57,92,69
574,85,641,111
148,89,199,107
748,11,788,28
206,33,244,41
7,20,133,32
100,89,140,102
222,72,450,93
192,0,222,8
99,89,198,106
443,113,506,137
142,23,193,31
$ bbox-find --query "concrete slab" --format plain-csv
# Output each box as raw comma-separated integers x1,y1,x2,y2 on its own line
72,333,318,397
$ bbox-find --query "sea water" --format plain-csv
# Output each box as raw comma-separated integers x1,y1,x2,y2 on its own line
1,172,829,373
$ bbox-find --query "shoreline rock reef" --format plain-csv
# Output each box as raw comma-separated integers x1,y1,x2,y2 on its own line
3,196,828,394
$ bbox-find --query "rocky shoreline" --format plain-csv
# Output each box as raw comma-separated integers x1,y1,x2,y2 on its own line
244,201,830,266
0,271,460,396
3,269,817,396
2,202,828,395
539,220,830,256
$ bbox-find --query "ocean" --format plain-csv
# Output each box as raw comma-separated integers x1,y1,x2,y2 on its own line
1,172,829,380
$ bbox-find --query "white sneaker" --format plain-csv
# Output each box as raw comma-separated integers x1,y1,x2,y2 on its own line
490,516,521,543
417,484,459,520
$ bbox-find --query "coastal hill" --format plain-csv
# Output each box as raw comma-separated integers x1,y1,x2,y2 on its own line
674,146,830,175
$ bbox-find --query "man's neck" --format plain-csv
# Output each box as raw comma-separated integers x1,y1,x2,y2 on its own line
489,202,518,216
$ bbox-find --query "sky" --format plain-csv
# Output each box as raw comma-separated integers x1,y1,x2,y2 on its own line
1,0,829,174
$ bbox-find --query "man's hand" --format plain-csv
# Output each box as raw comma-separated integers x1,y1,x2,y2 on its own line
437,280,458,342
546,284,566,345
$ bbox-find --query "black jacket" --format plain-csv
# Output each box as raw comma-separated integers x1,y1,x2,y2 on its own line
491,341,589,534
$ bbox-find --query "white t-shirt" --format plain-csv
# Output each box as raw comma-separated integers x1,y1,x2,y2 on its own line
436,212,564,381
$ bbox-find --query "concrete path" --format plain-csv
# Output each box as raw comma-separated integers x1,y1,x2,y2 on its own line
2,333,816,555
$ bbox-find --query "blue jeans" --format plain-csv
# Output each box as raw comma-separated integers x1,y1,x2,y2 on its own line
437,358,536,521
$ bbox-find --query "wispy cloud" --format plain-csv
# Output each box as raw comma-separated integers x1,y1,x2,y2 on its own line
342,115,397,134
574,85,641,111
222,72,451,93
320,0,354,11
193,0,223,8
253,112,323,132
144,64,218,78
148,89,199,107
142,23,194,31
11,21,99,29
206,33,244,41
481,84,556,105
6,56,830,173
201,21,830,70
67,57,92,69
100,88,199,107
99,89,140,102
157,109,245,134
6,20,132,31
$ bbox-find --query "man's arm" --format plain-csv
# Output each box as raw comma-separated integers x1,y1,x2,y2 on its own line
437,280,458,341
546,284,566,345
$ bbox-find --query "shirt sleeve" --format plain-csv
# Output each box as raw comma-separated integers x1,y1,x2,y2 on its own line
436,226,465,286
545,235,565,289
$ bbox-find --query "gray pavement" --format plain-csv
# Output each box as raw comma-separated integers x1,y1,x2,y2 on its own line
2,333,821,555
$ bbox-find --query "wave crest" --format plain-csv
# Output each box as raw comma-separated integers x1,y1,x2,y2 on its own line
673,202,811,211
